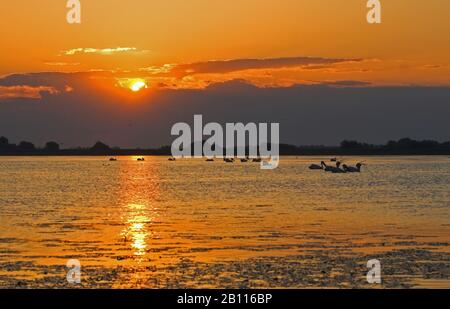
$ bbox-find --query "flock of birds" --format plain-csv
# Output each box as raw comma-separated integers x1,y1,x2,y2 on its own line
169,157,263,163
109,157,144,161
221,157,262,163
309,158,364,173
108,156,365,173
109,156,263,163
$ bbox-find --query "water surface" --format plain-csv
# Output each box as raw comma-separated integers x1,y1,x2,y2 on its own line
0,156,449,288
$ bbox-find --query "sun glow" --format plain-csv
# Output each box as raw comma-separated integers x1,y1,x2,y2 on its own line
130,80,147,92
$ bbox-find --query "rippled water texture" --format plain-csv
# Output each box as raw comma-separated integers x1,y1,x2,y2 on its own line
0,156,449,288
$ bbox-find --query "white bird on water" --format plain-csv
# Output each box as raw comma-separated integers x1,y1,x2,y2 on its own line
309,161,326,170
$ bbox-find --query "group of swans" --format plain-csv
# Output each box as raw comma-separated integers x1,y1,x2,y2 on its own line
167,157,263,163
309,160,363,173
109,157,145,161
223,157,262,163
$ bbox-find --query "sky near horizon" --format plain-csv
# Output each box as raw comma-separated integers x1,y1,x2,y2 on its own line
0,1,450,147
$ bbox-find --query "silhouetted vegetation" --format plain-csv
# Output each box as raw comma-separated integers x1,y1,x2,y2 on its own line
294,138,450,155
17,141,36,152
0,136,449,156
90,141,111,154
44,141,60,152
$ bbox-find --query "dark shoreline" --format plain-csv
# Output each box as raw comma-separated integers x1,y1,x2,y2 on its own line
1,137,450,156
1,150,449,157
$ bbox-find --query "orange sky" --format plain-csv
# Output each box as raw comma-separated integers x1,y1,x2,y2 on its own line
1,0,450,88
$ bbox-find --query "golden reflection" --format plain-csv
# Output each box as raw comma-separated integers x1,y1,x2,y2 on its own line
118,160,160,259
123,205,150,256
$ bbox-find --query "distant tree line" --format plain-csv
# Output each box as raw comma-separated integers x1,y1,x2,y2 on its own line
0,137,61,153
0,137,170,156
340,138,450,151
0,136,449,156
293,138,450,155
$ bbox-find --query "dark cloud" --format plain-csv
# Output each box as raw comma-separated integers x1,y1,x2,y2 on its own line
166,56,361,77
0,85,58,100
0,71,113,87
319,80,372,87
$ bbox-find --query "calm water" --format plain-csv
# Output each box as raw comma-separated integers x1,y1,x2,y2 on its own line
0,156,449,288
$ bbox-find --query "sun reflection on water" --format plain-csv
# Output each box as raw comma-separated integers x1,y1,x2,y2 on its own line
118,160,161,259
123,204,151,256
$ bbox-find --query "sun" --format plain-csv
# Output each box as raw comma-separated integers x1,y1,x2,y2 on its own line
130,80,147,92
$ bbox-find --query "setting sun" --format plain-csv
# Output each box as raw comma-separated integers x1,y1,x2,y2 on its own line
130,80,147,92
